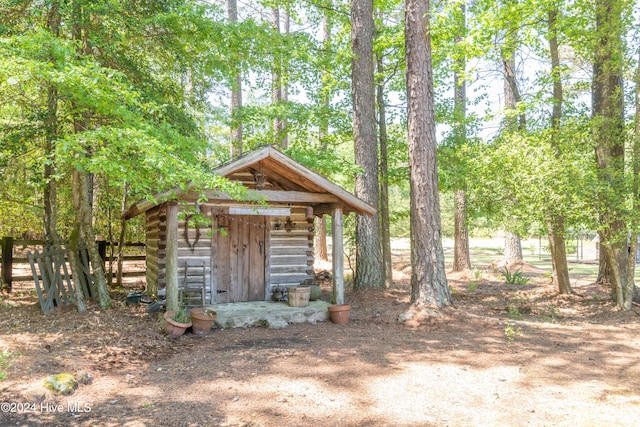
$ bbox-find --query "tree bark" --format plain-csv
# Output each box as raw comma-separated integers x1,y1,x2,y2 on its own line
593,0,631,309
271,7,285,145
280,6,289,148
451,0,471,272
405,0,451,307
43,1,60,247
116,182,129,288
503,231,523,263
501,19,523,265
73,168,111,309
453,190,472,271
314,6,332,262
352,0,383,289
546,6,572,294
67,222,87,313
228,0,242,158
377,52,393,288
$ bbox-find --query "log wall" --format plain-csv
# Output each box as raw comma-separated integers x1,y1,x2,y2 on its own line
149,201,315,302
266,206,314,295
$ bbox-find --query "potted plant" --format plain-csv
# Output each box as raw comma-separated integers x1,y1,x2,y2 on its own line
163,307,191,337
189,308,217,334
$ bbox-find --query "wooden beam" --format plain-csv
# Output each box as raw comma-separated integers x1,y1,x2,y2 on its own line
201,190,340,204
228,207,291,216
165,203,179,311
332,206,344,304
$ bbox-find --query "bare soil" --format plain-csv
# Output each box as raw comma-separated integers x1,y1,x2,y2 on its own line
1,261,640,427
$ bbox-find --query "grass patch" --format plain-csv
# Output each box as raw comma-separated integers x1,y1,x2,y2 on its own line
0,350,14,381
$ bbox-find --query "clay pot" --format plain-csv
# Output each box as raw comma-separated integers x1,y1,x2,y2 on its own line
328,304,351,325
309,285,322,301
190,308,217,335
163,310,192,338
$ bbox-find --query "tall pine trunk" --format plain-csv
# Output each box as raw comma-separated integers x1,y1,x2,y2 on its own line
377,53,393,288
352,0,383,289
501,19,523,265
228,0,242,158
314,7,332,262
405,0,451,307
452,0,471,272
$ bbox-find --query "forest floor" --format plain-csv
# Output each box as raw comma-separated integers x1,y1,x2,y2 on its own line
1,256,640,426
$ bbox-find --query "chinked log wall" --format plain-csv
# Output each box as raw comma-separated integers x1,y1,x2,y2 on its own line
147,202,314,302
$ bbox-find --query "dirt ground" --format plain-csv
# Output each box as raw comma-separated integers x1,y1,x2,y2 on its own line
1,260,640,427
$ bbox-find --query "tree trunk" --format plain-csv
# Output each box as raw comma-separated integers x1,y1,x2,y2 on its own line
352,0,383,289
453,190,472,271
547,216,573,294
43,1,60,247
377,52,393,288
272,7,284,144
228,0,242,158
451,1,471,272
593,0,631,309
546,6,572,294
503,231,523,263
73,168,112,309
116,182,129,288
500,18,524,266
405,0,451,307
67,222,87,313
280,7,289,148
313,6,332,262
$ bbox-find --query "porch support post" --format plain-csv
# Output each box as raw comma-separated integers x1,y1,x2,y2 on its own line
331,206,344,304
166,202,179,311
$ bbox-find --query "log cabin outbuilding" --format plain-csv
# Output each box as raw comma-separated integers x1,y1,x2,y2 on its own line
122,145,376,309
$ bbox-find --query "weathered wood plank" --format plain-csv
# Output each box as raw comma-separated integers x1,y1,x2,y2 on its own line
239,215,250,301
249,216,265,301
270,255,313,266
269,273,313,285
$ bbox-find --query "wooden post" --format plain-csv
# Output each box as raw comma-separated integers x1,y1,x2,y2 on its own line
1,236,13,292
165,203,179,311
331,207,344,304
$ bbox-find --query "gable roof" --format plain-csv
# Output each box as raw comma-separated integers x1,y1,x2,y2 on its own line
123,145,376,219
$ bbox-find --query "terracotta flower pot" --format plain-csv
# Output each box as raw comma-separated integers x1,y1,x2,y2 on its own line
190,308,217,335
328,303,351,325
163,310,192,338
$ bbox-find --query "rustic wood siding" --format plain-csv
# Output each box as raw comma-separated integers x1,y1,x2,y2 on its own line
149,200,314,303
267,207,314,296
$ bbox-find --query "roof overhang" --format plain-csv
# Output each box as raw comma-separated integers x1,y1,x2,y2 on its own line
123,145,376,219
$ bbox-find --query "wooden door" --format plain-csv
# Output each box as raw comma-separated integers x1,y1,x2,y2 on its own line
211,214,266,303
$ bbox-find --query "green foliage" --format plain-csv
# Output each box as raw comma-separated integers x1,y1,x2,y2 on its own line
0,350,13,381
507,304,523,320
501,268,530,285
171,307,190,324
504,323,523,344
